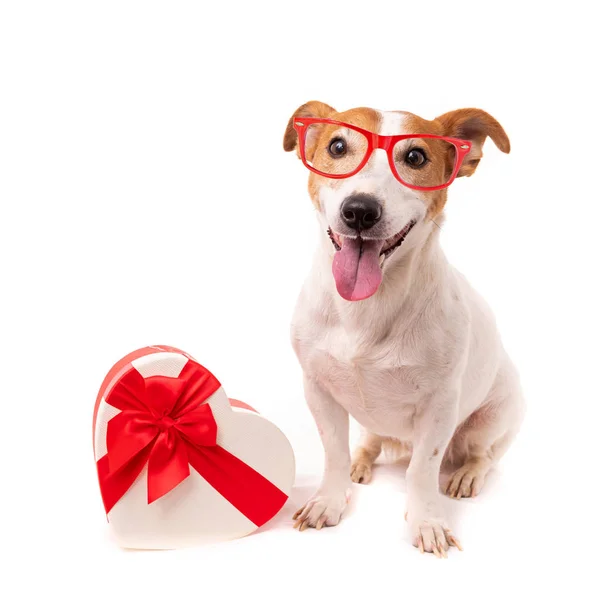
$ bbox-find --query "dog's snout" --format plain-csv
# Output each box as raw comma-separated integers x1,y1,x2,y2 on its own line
340,194,382,232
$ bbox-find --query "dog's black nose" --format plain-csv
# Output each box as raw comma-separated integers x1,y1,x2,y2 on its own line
340,194,382,232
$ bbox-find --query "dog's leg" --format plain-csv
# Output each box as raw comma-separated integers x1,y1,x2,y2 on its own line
445,360,525,499
406,392,462,557
445,410,522,499
350,430,383,484
293,377,351,530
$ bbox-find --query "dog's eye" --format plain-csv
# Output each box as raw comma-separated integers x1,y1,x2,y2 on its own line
405,148,428,168
328,137,347,158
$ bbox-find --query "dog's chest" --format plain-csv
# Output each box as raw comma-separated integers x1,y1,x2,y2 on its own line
296,324,428,439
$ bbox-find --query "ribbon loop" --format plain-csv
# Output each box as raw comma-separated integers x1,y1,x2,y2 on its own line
99,361,221,511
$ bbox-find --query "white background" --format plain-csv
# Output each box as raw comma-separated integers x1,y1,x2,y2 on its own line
1,1,598,598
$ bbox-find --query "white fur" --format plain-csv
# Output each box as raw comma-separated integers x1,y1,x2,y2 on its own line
291,110,524,553
379,110,408,135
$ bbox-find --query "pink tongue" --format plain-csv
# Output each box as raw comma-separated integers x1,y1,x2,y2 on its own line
332,238,385,301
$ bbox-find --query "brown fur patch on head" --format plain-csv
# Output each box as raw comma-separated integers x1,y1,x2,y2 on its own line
331,107,380,134
307,108,380,209
284,104,380,210
397,113,449,219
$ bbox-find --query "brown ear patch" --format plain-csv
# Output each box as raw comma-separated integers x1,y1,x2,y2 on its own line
435,108,510,177
283,101,336,154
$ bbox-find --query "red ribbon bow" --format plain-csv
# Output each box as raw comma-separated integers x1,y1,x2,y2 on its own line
96,361,287,527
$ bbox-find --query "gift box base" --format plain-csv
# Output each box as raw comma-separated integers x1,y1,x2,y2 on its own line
94,347,295,549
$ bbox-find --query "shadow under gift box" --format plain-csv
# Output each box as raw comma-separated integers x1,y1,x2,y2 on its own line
93,345,295,549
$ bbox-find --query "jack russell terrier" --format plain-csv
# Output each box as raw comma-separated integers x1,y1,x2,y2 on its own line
284,101,524,557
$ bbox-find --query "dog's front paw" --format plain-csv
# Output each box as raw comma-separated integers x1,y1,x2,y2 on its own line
408,514,462,557
293,491,349,531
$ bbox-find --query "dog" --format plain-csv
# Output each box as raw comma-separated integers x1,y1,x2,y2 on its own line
283,101,525,557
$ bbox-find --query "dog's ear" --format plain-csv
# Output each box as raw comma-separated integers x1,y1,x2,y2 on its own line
436,108,510,177
283,101,336,159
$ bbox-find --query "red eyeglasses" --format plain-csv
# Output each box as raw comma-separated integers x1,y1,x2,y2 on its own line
293,117,472,192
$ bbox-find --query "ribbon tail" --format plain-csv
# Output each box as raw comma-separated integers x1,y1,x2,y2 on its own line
187,445,288,527
147,431,191,504
97,443,153,514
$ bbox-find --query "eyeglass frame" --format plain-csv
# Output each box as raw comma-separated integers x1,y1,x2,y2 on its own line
293,117,473,192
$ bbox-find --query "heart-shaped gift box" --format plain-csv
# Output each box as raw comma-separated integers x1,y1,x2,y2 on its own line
93,345,295,549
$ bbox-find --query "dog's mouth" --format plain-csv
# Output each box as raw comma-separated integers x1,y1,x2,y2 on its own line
327,219,416,260
327,220,417,302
